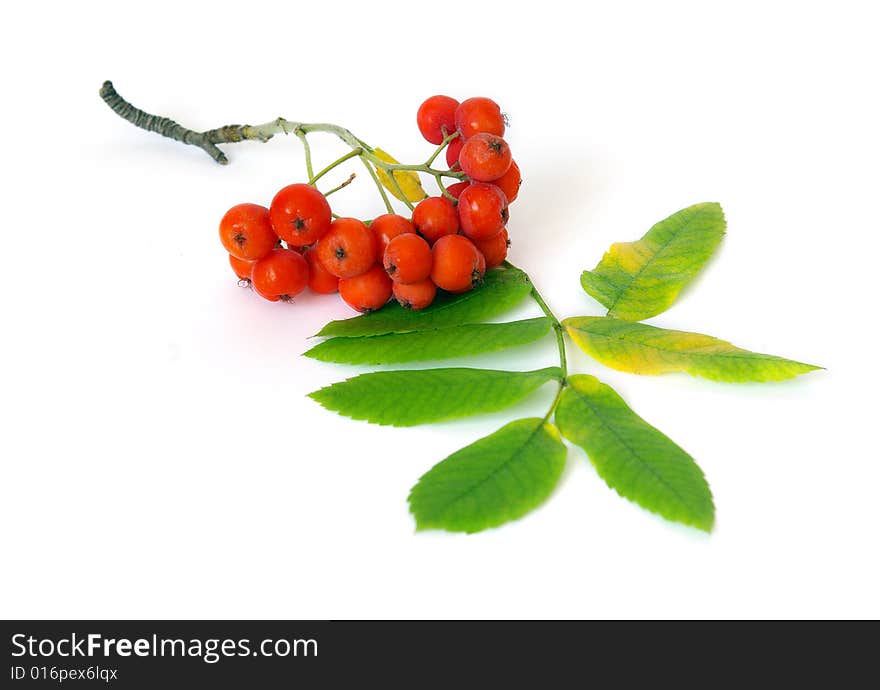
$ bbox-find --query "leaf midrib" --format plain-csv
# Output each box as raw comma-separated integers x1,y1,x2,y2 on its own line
577,326,812,366
565,387,703,516
425,420,549,522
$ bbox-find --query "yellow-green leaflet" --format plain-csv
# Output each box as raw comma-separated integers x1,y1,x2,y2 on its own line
564,316,821,382
581,202,725,320
373,148,427,203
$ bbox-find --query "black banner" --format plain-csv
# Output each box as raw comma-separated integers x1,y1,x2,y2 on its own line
1,620,874,687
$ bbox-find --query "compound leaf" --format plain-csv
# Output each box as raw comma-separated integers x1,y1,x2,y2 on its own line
309,367,561,427
409,418,567,533
305,317,552,364
555,374,714,531
316,267,532,338
564,316,821,382
581,202,725,320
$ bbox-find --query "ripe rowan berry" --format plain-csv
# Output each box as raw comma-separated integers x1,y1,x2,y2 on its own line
316,217,375,278
412,196,459,244
250,248,309,301
393,278,437,310
445,137,464,169
458,133,512,182
219,203,276,261
454,97,505,139
304,247,339,294
417,95,460,145
493,160,521,203
457,183,509,240
339,264,393,313
473,228,509,269
370,214,415,261
444,181,469,201
269,183,332,247
383,233,433,284
228,254,256,281
431,235,485,293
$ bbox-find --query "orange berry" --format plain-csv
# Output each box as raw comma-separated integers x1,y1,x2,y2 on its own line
412,196,459,244
250,248,309,301
339,264,392,313
393,279,437,310
455,97,505,139
458,133,512,182
269,183,332,247
493,160,521,203
370,214,415,261
430,235,485,293
473,228,509,269
445,181,469,200
458,182,509,240
219,203,276,261
383,233,433,284
316,217,375,278
228,254,256,281
304,247,338,294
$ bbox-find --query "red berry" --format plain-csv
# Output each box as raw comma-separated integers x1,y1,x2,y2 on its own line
250,248,309,301
492,160,521,203
383,233,433,284
454,97,505,139
473,228,509,269
370,214,415,261
316,218,375,278
269,183,332,247
431,235,485,293
458,183,509,240
339,264,392,313
412,196,459,244
445,137,464,169
417,95,460,145
304,247,339,294
458,133,512,182
393,279,437,310
228,254,256,281
219,203,276,261
445,181,470,200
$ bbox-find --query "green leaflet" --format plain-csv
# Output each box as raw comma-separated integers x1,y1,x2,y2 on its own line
408,418,568,533
564,316,821,383
309,367,562,427
305,318,552,365
555,374,714,531
581,202,725,321
315,267,531,337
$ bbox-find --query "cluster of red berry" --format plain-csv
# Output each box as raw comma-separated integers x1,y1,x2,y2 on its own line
218,95,520,312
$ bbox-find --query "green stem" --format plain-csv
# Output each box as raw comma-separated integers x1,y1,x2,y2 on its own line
435,174,456,202
385,170,415,211
295,128,314,179
504,260,568,421
308,148,362,186
425,131,459,167
360,157,394,214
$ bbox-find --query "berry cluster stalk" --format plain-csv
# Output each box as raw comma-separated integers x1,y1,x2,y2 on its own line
99,81,466,215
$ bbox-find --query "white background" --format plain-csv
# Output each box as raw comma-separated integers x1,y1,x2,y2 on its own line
2,1,878,619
